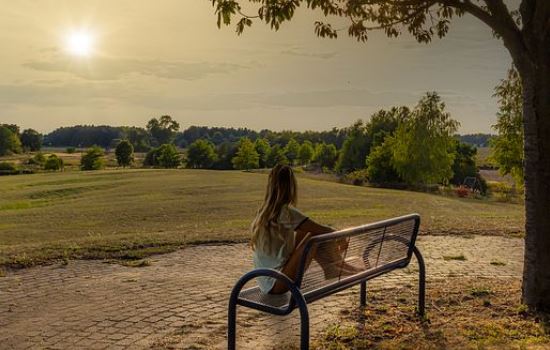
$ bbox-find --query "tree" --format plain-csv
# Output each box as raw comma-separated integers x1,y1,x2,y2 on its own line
232,137,260,170
212,0,550,311
266,144,288,167
80,146,105,171
336,120,370,173
146,115,180,146
490,68,524,187
254,138,271,168
122,127,151,152
391,92,459,185
366,138,402,184
313,142,338,169
213,142,238,169
44,154,64,171
0,126,22,156
284,138,300,165
451,142,487,194
157,144,181,168
115,140,134,168
298,140,314,165
367,107,410,147
20,129,43,152
186,139,217,169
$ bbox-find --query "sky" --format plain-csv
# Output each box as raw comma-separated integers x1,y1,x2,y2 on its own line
0,0,515,134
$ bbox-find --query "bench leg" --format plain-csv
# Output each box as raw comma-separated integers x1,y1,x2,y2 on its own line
298,298,310,350
360,281,367,307
228,298,237,350
413,246,426,317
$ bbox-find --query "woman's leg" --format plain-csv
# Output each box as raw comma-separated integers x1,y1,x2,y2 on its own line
270,232,314,294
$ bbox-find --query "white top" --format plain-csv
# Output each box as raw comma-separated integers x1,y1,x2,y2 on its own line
253,204,308,293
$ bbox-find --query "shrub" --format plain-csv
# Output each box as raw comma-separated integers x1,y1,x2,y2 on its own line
80,146,105,171
157,144,181,168
44,155,64,171
66,147,76,154
344,169,369,186
144,144,181,168
0,162,17,171
143,147,160,167
27,153,46,166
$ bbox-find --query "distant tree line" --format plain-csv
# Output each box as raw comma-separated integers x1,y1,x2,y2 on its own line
5,90,513,192
457,134,494,148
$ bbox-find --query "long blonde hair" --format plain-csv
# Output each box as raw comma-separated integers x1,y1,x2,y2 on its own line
251,164,298,254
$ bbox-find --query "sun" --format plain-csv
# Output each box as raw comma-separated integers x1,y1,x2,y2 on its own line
65,30,95,57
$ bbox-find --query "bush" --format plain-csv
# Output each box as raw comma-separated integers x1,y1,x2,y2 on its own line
344,169,369,186
0,162,21,176
144,144,181,168
66,147,76,154
80,146,105,171
44,154,64,171
27,153,46,166
157,144,181,168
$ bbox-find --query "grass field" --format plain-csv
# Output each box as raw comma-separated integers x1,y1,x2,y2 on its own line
0,169,524,268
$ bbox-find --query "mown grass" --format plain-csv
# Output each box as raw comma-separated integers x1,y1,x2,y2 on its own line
0,169,524,268
313,278,550,350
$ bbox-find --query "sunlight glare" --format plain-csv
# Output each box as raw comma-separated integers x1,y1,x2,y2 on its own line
65,30,95,57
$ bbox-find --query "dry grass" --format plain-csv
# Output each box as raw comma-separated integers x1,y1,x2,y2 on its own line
314,278,550,350
0,169,524,268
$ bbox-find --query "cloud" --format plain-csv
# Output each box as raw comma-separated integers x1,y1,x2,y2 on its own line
23,53,248,81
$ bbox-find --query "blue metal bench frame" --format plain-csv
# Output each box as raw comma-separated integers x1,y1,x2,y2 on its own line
228,214,425,350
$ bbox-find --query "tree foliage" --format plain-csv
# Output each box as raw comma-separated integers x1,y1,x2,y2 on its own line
367,107,410,148
20,129,43,152
266,144,288,167
0,125,22,156
80,146,105,171
186,139,217,169
115,140,134,168
284,138,301,165
490,68,523,186
336,120,370,173
44,154,64,171
298,140,314,165
366,138,402,184
232,137,260,170
146,115,180,146
391,92,459,185
451,141,488,194
157,144,181,168
313,142,338,169
254,138,271,168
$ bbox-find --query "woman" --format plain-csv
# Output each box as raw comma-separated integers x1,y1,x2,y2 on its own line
251,164,360,294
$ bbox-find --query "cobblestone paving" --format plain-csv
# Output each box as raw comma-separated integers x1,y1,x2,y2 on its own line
0,236,523,350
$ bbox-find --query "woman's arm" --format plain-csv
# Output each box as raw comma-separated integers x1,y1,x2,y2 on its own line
296,218,334,236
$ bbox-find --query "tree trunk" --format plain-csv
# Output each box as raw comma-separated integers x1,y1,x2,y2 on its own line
520,54,550,311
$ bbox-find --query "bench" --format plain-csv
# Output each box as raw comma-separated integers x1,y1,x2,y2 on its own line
228,213,425,350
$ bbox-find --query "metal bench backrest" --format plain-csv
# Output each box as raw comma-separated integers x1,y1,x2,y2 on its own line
295,213,420,304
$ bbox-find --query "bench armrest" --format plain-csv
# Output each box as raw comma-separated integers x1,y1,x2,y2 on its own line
229,268,307,312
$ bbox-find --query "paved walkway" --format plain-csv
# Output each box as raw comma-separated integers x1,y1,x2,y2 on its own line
0,236,524,350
